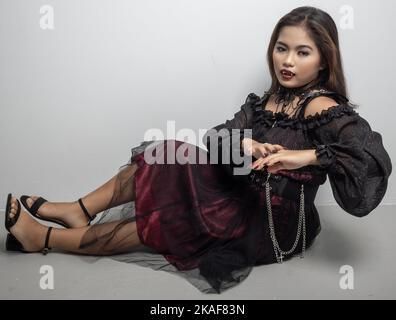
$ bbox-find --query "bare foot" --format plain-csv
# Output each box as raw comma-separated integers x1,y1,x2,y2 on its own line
8,196,49,252
24,196,92,228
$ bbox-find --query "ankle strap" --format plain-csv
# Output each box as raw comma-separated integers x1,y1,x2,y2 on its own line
42,227,53,255
78,198,94,222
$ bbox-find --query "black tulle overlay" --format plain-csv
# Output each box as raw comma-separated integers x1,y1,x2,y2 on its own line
81,89,391,294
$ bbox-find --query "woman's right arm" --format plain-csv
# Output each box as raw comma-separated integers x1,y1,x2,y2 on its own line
202,94,256,174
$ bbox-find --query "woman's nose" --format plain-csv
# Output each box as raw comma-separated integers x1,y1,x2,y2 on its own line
283,53,295,67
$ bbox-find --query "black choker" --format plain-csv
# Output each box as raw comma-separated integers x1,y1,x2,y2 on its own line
272,80,324,117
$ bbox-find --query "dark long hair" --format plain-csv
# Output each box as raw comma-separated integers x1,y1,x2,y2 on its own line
266,6,357,107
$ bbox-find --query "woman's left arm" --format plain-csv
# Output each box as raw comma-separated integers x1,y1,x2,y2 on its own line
307,112,392,217
258,104,392,217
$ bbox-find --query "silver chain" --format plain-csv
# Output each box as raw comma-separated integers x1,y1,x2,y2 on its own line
265,173,306,263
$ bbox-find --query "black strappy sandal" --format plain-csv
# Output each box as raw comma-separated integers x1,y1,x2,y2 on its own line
20,195,94,228
5,193,53,254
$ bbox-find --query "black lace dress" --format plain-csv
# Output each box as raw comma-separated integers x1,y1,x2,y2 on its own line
94,89,392,294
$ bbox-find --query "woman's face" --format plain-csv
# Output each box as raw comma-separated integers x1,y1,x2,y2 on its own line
272,25,324,88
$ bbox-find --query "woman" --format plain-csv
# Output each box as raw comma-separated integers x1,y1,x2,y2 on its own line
4,6,392,294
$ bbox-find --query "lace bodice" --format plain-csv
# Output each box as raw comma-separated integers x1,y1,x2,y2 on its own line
203,89,392,217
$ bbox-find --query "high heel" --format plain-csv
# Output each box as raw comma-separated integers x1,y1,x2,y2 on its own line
20,195,94,228
5,193,20,233
5,233,24,252
5,193,53,254
5,227,53,254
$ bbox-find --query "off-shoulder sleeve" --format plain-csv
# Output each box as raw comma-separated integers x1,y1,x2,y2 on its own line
202,93,256,176
309,109,392,217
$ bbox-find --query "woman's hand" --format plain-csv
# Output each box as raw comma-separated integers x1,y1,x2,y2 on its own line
242,138,286,159
251,149,316,173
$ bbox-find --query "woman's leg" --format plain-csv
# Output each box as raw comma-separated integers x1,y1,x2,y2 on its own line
50,219,142,255
8,196,142,255
24,163,140,228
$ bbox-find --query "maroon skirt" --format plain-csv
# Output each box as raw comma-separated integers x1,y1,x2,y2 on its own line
119,139,321,293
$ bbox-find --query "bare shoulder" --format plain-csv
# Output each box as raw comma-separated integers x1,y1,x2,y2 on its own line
303,96,339,118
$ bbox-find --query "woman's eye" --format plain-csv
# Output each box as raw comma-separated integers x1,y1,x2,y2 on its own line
276,47,308,56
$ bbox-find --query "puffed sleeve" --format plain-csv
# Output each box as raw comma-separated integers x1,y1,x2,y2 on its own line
202,93,256,177
309,109,392,217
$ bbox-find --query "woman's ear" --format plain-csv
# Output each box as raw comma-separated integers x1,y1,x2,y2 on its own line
319,59,326,71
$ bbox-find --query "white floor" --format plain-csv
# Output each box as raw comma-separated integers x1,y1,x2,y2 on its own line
1,204,395,300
